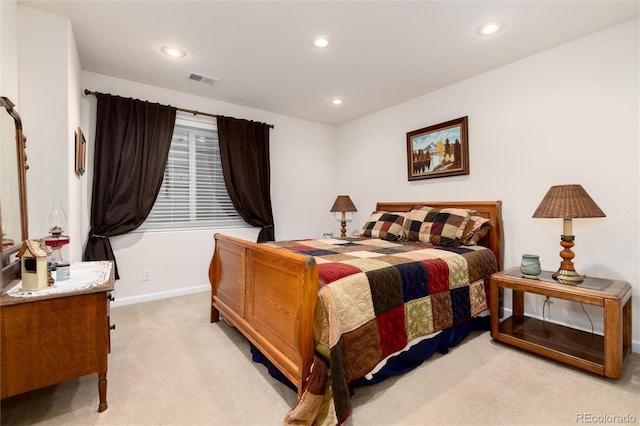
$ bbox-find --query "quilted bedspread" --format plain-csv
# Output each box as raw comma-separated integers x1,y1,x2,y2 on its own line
271,236,498,425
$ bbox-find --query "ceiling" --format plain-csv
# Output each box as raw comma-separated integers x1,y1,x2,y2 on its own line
19,1,639,125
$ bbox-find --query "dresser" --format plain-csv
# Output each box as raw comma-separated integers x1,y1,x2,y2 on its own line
0,261,114,411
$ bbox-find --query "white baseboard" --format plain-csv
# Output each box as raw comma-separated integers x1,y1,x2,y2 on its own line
110,284,210,308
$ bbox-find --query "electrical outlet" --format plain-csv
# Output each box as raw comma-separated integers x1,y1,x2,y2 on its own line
142,269,151,281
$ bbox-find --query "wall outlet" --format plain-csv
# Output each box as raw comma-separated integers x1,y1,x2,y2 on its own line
142,269,151,281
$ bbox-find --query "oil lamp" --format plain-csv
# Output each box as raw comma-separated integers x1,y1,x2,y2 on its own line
43,200,70,265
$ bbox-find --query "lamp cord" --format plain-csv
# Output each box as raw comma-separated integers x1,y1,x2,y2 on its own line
581,303,595,334
542,297,594,335
543,296,552,321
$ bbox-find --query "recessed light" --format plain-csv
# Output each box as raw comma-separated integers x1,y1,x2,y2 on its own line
330,98,344,105
313,38,329,48
477,21,505,36
161,46,186,58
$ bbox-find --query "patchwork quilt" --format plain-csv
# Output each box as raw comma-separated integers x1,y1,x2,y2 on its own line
270,236,498,425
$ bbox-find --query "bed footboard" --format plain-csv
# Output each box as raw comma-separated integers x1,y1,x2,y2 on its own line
209,233,318,395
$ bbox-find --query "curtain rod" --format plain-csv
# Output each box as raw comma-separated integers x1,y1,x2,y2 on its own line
83,89,274,129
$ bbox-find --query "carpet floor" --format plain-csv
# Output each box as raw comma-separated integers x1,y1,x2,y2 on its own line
2,291,638,425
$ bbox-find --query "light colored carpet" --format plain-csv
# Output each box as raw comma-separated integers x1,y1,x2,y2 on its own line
2,291,638,425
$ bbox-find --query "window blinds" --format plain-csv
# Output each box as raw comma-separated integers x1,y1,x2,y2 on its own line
141,114,247,230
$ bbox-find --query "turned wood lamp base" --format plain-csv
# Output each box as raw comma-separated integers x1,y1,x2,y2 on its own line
552,234,585,284
339,220,348,238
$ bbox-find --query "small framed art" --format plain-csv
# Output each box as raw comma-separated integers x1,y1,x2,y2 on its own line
75,127,86,175
407,116,469,181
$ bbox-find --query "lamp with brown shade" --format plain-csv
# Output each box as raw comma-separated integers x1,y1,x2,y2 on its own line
330,195,357,237
532,184,605,284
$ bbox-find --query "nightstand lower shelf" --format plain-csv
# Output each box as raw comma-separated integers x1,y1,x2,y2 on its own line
498,316,605,371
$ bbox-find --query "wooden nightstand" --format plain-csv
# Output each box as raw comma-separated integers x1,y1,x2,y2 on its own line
490,267,632,378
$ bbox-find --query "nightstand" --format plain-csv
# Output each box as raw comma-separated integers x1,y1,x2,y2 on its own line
489,267,632,378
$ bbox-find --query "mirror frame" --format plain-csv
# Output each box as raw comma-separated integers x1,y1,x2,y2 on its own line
1,96,29,288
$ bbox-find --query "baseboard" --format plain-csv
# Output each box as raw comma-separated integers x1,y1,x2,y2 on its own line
110,284,209,308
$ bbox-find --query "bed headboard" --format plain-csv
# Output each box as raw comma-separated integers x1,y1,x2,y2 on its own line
376,201,504,270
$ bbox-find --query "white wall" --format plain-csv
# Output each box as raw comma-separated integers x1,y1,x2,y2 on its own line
80,72,337,304
66,26,82,262
1,0,19,101
336,19,640,349
17,5,82,262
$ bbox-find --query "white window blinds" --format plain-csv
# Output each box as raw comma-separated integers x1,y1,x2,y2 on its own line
140,113,247,230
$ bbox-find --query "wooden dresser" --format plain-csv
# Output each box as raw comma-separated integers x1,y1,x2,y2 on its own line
0,261,114,411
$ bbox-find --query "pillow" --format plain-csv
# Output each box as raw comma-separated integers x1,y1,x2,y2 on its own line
461,215,493,246
402,206,471,247
360,211,406,241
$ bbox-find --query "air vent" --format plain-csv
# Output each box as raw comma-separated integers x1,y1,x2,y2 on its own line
188,72,218,86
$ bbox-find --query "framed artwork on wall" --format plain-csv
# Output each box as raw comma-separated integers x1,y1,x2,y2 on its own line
406,116,469,181
75,127,86,176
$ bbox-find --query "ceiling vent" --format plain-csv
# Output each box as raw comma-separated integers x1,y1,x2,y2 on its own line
188,72,218,86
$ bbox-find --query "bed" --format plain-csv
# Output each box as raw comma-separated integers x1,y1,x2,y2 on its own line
209,201,503,424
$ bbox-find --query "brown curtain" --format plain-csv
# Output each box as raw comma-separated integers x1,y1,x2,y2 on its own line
217,116,275,242
83,93,176,278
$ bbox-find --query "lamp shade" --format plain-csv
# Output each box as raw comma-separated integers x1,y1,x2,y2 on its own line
330,195,357,213
532,185,605,219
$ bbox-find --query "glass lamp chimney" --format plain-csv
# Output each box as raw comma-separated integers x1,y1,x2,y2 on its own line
48,200,67,236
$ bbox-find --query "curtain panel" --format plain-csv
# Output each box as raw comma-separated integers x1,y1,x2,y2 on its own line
83,93,176,278
217,116,275,242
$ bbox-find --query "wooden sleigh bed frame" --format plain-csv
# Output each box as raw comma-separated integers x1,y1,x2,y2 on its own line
208,201,504,397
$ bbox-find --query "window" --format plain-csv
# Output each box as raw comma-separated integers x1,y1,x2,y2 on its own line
140,113,247,230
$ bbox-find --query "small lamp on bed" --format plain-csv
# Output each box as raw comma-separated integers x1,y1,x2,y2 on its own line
330,195,357,237
532,184,605,284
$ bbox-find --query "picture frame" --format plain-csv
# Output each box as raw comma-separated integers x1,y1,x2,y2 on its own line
75,127,86,175
406,116,469,181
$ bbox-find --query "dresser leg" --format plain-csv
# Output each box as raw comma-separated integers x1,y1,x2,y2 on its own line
98,372,108,412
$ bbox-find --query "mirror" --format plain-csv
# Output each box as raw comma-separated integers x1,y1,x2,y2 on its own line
1,96,28,288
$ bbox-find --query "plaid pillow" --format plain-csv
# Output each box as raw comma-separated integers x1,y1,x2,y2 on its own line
461,215,493,245
360,211,406,241
403,206,471,247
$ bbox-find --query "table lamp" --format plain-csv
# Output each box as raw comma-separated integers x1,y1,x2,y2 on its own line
330,195,357,237
532,184,605,284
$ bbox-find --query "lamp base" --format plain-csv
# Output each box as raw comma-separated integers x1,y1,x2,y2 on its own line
552,268,585,284
339,220,347,238
44,235,70,265
553,234,584,284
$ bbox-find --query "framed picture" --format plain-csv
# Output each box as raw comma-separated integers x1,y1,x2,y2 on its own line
407,116,469,181
75,127,86,175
